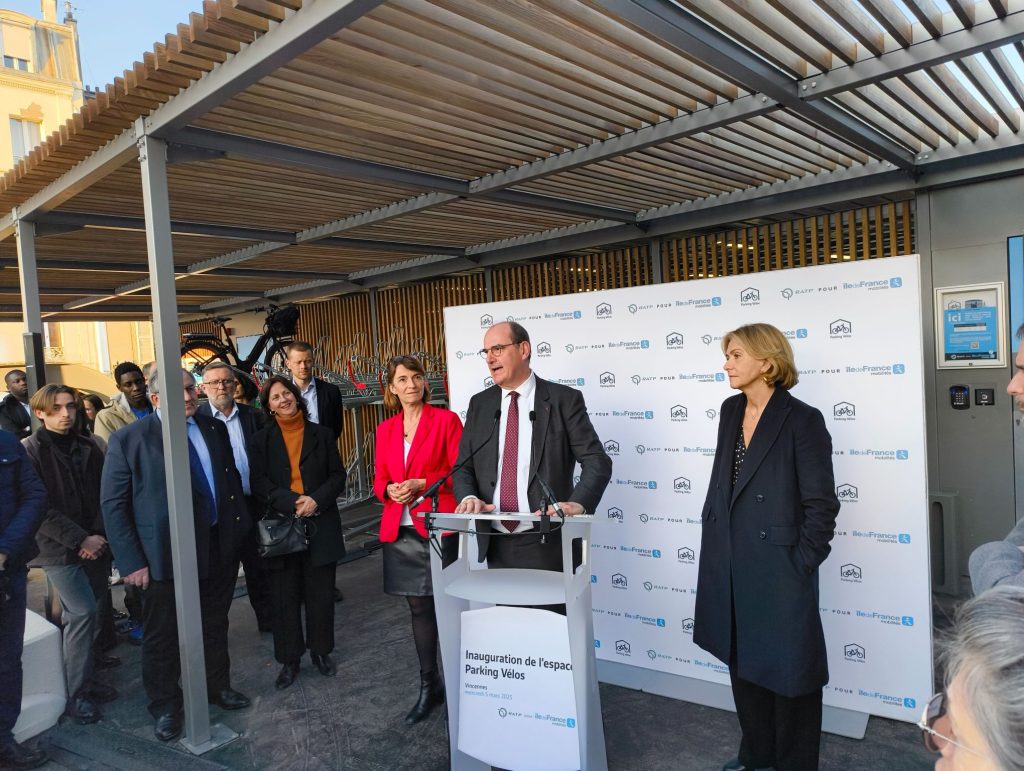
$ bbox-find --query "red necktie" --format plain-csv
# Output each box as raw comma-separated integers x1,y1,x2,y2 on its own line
500,392,520,533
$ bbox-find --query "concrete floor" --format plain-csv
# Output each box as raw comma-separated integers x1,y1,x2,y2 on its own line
22,511,938,771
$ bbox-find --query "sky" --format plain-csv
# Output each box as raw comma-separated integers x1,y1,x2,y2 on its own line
5,0,204,89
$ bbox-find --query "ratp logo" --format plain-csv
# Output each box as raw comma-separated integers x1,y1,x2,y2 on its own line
635,444,646,455
630,375,642,385
647,649,658,660
678,546,695,563
674,476,692,494
480,314,493,328
611,573,628,589
615,639,631,656
600,372,616,387
837,484,858,501
781,288,794,300
844,643,866,662
666,332,684,349
604,440,620,455
670,404,688,421
639,513,649,523
607,507,623,522
628,304,638,314
459,410,467,421
536,341,552,357
740,287,760,305
705,408,718,420
830,319,853,337
682,617,694,633
596,303,612,318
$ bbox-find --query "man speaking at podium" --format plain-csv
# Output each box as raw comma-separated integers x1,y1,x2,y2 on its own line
453,321,611,571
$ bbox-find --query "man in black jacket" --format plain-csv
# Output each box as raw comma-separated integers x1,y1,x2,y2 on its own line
0,370,31,439
200,362,271,631
284,342,343,440
0,428,47,769
101,368,252,742
24,385,118,725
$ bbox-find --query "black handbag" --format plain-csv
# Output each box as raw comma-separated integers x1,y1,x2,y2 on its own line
256,512,312,559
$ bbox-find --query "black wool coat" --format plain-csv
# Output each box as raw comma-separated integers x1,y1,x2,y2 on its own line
248,418,346,568
693,388,840,697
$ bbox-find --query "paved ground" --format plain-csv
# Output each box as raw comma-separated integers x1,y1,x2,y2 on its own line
21,505,939,770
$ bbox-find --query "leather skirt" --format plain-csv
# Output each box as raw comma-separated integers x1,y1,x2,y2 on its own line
382,526,457,596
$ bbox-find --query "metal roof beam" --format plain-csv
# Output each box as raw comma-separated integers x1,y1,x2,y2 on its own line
595,0,914,169
168,127,639,224
808,11,1024,98
38,211,295,243
0,257,334,281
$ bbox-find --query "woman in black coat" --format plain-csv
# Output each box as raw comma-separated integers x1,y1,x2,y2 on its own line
694,323,840,771
249,376,346,689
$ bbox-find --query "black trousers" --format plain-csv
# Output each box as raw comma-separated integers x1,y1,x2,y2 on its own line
729,670,822,771
140,538,239,718
238,502,272,627
269,551,335,664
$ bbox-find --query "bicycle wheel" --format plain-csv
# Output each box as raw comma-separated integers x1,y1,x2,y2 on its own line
263,341,287,373
181,341,230,381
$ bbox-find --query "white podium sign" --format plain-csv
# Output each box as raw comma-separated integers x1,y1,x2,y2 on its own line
458,607,581,771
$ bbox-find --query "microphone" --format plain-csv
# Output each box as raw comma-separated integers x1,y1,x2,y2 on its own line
528,410,564,518
409,408,502,510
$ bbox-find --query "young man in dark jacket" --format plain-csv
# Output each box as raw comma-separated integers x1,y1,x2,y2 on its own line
23,385,118,725
0,428,47,768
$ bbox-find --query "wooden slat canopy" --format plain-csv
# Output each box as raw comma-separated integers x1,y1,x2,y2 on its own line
1,0,1022,319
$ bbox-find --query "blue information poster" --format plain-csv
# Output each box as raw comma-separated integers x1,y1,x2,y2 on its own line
943,305,998,361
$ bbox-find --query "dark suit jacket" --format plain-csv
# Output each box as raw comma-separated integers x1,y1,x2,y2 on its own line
100,413,251,582
0,394,31,439
248,418,347,568
373,403,463,542
452,375,612,562
693,388,840,697
313,377,343,441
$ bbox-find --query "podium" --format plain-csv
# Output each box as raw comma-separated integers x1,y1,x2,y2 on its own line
429,513,607,771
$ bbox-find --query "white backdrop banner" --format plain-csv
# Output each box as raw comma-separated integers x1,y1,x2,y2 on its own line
443,255,931,723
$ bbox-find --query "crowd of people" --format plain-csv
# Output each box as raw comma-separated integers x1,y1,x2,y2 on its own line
0,323,1022,770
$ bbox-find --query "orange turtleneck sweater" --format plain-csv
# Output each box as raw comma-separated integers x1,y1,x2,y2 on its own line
275,411,305,494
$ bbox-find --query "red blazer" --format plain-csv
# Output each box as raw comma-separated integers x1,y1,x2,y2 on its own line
374,403,463,542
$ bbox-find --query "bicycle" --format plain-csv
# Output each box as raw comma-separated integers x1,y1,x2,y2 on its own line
180,303,300,384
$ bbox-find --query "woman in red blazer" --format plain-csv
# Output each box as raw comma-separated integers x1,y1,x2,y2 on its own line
373,355,463,725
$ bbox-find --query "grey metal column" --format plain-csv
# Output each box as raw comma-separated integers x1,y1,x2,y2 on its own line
649,238,663,284
484,266,494,302
367,287,380,354
15,217,46,398
137,125,236,754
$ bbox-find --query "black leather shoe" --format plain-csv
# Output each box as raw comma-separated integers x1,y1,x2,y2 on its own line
94,654,121,670
65,695,101,725
85,682,118,704
275,661,299,690
209,688,250,710
311,653,336,677
405,671,444,725
0,741,47,769
154,712,182,742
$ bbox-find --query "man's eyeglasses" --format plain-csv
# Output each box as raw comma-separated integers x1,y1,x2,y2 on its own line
477,342,520,359
918,692,983,757
203,379,236,389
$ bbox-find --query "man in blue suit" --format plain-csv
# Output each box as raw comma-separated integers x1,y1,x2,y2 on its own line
101,368,253,742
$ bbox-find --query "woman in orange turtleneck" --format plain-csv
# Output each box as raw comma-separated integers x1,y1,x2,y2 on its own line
248,376,346,690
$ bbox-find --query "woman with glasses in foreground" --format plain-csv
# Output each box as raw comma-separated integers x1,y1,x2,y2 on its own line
920,585,1024,770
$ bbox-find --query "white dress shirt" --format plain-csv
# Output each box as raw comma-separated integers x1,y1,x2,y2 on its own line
399,439,413,527
493,372,537,533
297,378,319,424
209,403,251,495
